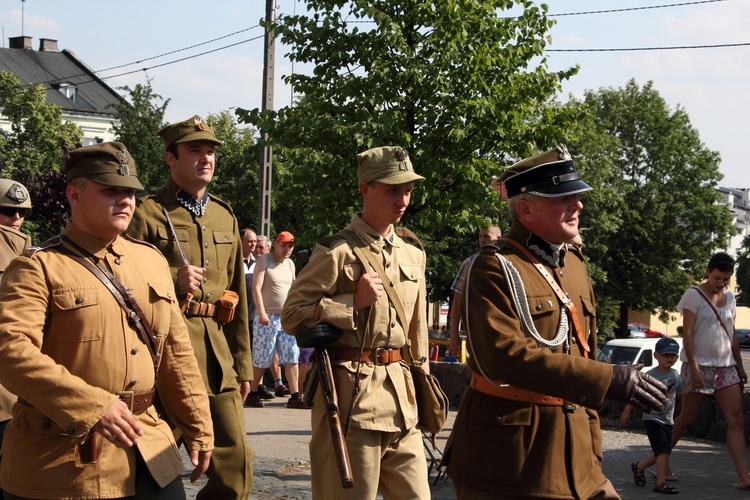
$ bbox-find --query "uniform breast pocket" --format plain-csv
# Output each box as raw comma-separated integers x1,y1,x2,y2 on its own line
212,230,234,270
527,292,558,323
49,287,102,342
341,263,363,293
398,263,421,312
156,225,190,268
579,295,596,340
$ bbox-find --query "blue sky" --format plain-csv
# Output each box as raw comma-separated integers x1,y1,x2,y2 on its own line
0,0,747,186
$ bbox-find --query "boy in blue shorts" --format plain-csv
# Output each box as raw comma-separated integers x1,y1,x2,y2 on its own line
620,337,691,494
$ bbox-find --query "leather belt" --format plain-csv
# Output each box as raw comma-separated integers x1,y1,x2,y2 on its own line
117,389,155,414
334,346,407,365
182,298,217,318
471,374,578,409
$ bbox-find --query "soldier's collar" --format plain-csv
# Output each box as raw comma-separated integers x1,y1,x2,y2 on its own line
62,222,125,259
165,178,210,217
525,233,567,268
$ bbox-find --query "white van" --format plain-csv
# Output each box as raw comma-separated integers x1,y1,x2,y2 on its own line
597,337,683,374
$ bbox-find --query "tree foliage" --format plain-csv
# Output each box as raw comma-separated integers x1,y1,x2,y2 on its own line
237,0,582,298
205,111,260,231
0,71,82,242
570,80,734,336
111,80,170,190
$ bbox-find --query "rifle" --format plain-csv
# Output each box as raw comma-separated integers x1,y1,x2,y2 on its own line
297,324,353,489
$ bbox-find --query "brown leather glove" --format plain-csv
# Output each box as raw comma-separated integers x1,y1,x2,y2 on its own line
605,364,667,413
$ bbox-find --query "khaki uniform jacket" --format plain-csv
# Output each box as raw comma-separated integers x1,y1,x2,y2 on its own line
126,178,252,392
0,222,213,499
445,221,613,499
0,225,31,422
281,214,428,431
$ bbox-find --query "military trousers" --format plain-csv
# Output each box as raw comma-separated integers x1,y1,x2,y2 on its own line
196,389,253,500
309,398,430,499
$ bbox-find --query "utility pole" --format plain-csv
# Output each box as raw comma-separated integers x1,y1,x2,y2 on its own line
257,0,275,237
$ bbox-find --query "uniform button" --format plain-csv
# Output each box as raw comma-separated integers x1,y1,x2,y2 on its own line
202,225,207,231
115,258,121,265
204,242,209,249
203,277,208,283
559,270,564,277
75,296,83,305
385,261,390,268
391,321,396,328
66,426,75,435
206,293,212,300
535,304,542,311
131,347,139,355
223,236,228,242
205,260,210,267
572,337,577,344
167,293,172,299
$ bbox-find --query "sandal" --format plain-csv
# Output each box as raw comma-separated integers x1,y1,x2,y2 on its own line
631,462,646,487
654,482,679,494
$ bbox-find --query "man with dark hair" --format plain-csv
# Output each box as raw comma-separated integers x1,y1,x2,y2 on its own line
445,145,666,499
0,142,213,499
126,116,253,499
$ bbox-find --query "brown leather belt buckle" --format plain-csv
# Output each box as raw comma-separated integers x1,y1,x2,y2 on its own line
374,347,398,365
117,390,135,412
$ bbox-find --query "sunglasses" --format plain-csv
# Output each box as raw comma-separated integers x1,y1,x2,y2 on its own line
0,207,30,218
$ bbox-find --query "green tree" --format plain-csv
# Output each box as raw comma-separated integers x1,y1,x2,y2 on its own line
206,111,261,231
111,80,170,190
0,71,82,241
237,0,582,298
736,234,750,306
570,80,733,337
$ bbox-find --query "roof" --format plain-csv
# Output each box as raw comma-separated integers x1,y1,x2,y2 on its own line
0,45,122,116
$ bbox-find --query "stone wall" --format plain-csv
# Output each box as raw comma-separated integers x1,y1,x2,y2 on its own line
429,361,750,444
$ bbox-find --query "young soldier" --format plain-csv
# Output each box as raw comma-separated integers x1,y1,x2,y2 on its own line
282,146,431,498
126,116,253,499
0,142,213,499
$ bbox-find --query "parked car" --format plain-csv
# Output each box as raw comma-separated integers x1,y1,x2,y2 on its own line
626,323,646,338
598,337,683,374
737,328,750,348
628,322,665,338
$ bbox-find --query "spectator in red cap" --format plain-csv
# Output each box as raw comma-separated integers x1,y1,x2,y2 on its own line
247,231,309,409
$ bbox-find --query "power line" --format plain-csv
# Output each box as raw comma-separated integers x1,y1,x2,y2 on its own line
548,41,750,52
549,0,726,17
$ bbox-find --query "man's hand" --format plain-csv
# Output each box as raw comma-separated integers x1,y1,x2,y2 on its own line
605,365,667,413
177,264,206,295
92,400,144,448
239,380,251,402
258,311,270,326
353,271,383,311
188,449,212,483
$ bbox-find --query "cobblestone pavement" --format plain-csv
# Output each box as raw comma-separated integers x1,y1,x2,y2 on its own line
182,398,750,499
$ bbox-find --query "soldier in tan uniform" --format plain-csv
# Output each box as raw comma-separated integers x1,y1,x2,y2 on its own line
444,145,667,499
126,115,253,499
0,178,32,484
282,146,431,499
0,142,213,499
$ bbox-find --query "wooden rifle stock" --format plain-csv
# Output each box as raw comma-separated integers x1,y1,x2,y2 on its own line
316,345,354,489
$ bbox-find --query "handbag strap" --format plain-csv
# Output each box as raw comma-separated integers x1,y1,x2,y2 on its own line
59,235,161,373
691,285,732,339
501,237,590,358
338,229,418,363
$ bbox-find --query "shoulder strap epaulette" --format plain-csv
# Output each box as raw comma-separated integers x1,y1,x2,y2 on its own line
394,226,424,251
123,233,159,251
207,192,236,215
23,235,62,258
319,231,348,249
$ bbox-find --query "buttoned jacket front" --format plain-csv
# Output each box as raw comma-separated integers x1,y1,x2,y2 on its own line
282,214,428,431
0,222,213,499
126,178,251,392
